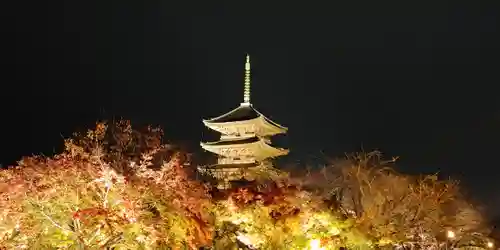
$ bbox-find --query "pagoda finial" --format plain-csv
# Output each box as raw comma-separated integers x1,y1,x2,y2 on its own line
243,54,251,105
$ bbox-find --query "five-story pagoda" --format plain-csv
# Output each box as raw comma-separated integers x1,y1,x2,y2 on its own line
199,55,289,189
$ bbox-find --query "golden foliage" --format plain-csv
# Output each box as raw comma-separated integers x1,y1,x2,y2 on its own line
295,151,489,247
0,121,212,249
0,121,492,249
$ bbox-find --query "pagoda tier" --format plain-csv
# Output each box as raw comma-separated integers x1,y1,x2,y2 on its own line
197,161,276,189
203,104,287,137
200,136,289,161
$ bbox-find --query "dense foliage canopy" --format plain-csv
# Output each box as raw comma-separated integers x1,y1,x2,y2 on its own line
0,121,493,249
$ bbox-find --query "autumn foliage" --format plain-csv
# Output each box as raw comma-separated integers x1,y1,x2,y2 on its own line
0,121,212,249
0,121,493,249
293,152,490,248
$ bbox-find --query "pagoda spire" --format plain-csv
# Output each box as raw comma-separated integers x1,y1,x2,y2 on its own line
242,54,251,105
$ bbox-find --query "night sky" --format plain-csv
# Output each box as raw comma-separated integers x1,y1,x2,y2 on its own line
1,2,499,217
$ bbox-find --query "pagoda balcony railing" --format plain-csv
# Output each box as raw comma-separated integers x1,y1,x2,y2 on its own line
220,133,256,140
217,158,256,165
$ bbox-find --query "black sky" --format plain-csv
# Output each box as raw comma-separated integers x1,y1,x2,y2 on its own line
1,1,499,216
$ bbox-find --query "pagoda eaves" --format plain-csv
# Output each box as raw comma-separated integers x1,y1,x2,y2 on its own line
200,136,289,161
203,104,287,137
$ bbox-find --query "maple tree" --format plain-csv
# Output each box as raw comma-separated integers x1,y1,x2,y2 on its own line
211,181,368,250
0,121,212,249
295,151,490,248
0,121,493,249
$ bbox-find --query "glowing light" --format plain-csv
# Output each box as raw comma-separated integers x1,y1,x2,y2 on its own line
446,230,455,239
308,239,326,250
487,241,494,248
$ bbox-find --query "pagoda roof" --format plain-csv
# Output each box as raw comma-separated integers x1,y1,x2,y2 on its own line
205,104,259,123
200,136,289,161
202,136,260,146
204,104,287,130
201,136,284,149
203,162,259,169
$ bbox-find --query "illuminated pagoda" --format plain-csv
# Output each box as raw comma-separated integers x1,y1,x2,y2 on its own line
199,55,289,189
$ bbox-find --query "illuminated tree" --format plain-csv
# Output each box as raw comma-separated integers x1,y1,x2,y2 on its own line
0,121,212,249
0,121,492,249
210,180,370,250
298,151,490,248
